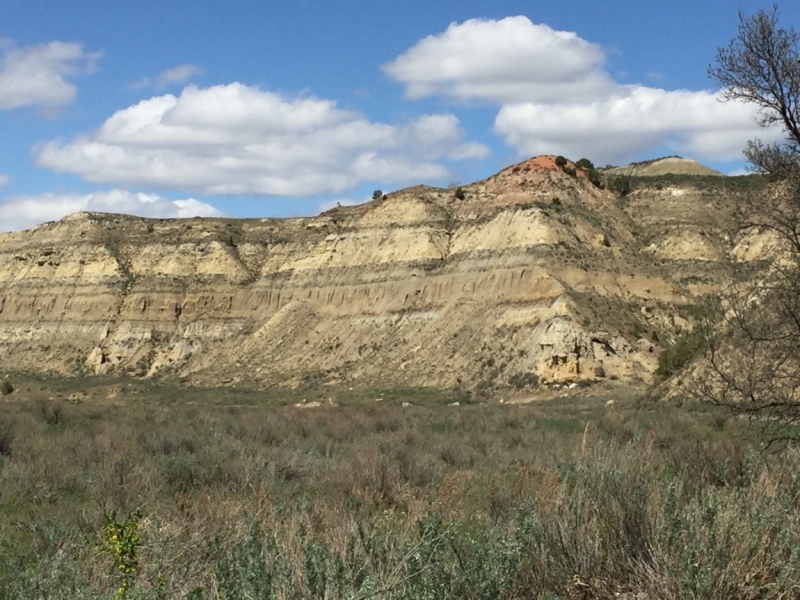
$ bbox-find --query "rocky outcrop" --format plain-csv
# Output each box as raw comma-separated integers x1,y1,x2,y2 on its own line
0,156,757,394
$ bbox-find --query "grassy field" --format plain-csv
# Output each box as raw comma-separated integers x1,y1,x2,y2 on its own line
1,376,799,599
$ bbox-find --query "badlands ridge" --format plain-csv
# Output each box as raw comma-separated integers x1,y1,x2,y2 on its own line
0,156,765,396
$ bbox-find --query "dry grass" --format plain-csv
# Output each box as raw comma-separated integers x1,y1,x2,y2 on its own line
1,384,799,599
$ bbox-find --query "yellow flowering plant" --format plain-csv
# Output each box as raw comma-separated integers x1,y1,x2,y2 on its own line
96,510,142,599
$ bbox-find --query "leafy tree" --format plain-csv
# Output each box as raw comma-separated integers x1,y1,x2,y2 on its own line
610,176,631,196
694,6,800,441
576,158,595,170
454,187,466,200
554,155,567,168
372,190,383,200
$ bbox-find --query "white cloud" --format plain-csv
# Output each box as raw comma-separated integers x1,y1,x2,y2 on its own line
494,87,769,163
156,64,204,86
37,83,488,196
728,167,752,176
129,64,204,90
0,189,221,233
383,16,613,104
385,16,780,165
0,174,9,187
0,40,101,110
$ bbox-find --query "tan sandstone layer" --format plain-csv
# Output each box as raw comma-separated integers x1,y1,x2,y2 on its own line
0,156,760,395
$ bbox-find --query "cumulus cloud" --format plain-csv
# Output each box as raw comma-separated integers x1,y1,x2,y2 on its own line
494,87,767,163
129,63,204,90
383,16,614,104
385,16,780,164
0,40,101,110
0,189,221,233
36,83,488,196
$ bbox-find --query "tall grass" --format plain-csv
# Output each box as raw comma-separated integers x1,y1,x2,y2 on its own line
1,391,798,599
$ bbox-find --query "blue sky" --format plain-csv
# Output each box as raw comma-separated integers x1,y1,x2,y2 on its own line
1,0,797,231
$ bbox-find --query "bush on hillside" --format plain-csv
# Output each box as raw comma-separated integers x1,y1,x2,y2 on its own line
610,176,632,196
554,155,567,168
508,372,539,389
656,333,703,379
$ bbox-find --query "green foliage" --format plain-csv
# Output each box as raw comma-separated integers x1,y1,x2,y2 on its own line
551,196,562,206
454,187,466,200
96,511,142,599
5,383,800,598
631,321,648,338
554,155,567,167
576,158,594,170
657,333,704,378
602,234,611,247
563,166,577,177
652,330,660,343
1,380,13,396
508,372,539,390
372,190,383,200
610,175,632,196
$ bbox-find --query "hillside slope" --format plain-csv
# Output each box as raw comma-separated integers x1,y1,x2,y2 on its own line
605,156,724,177
0,156,760,395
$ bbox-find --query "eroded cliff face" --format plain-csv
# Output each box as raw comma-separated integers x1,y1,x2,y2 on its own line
0,156,756,394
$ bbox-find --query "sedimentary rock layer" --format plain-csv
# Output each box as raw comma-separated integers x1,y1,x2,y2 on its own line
0,156,752,393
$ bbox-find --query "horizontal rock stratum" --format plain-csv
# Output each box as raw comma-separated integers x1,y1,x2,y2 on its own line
0,156,764,394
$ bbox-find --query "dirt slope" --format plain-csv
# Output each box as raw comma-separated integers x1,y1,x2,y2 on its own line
605,156,724,177
0,156,761,395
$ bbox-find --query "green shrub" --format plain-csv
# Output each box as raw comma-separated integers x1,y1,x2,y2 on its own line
372,190,383,200
1,380,12,396
610,176,631,196
576,158,594,170
563,167,577,177
656,333,703,378
554,155,567,167
508,372,539,390
4,385,800,598
454,187,466,200
96,511,142,599
551,197,562,206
